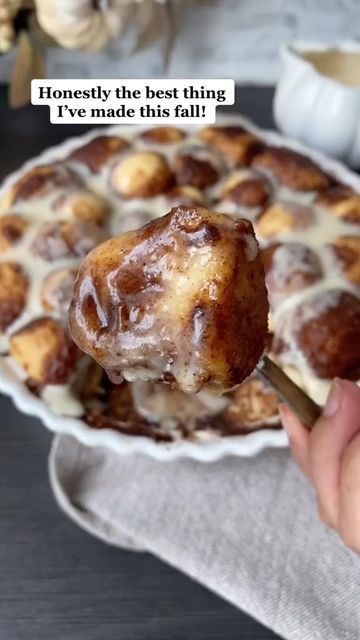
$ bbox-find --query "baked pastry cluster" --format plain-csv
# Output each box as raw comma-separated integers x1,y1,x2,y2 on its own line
0,123,359,441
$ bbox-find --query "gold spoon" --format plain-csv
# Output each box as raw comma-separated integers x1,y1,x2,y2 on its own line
256,355,322,429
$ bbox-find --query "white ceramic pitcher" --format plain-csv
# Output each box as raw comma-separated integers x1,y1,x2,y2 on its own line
274,42,360,168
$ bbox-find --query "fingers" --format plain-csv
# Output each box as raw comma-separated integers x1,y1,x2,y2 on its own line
280,379,360,550
307,380,360,530
339,432,360,553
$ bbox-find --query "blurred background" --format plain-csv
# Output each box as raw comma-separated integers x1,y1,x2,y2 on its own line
0,0,359,106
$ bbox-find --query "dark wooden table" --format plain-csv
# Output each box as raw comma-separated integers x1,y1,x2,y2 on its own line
0,85,281,640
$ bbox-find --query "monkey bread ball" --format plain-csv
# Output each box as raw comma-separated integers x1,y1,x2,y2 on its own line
315,185,360,225
251,146,331,191
0,214,28,253
221,171,271,208
274,290,360,380
166,185,205,208
199,126,260,167
111,151,171,199
10,317,78,385
329,236,360,285
261,242,322,299
41,268,78,314
53,189,109,226
255,201,314,239
68,135,129,173
69,205,269,394
32,219,105,262
3,164,80,207
174,153,219,190
140,126,185,145
0,261,28,332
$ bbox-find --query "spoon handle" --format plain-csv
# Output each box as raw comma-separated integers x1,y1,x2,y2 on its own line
256,355,322,429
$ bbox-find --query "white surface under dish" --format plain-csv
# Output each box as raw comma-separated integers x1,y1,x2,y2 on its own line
1,114,360,461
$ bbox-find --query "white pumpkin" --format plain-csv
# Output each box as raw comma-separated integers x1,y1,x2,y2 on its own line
34,0,170,52
274,42,360,168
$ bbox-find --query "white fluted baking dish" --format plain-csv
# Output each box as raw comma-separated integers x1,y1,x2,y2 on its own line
1,114,359,460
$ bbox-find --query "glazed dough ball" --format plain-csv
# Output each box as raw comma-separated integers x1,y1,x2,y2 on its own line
41,268,78,314
174,154,219,190
199,126,260,166
261,242,322,298
3,164,80,207
10,317,78,384
140,126,185,144
32,220,105,262
316,185,360,224
255,201,314,239
329,236,360,285
111,152,171,198
68,135,129,173
221,171,271,208
251,146,330,191
275,290,360,380
166,185,205,207
69,205,269,394
0,261,28,332
0,214,28,253
221,377,279,432
53,189,109,226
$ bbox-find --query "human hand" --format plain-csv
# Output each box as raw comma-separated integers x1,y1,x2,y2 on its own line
279,379,360,553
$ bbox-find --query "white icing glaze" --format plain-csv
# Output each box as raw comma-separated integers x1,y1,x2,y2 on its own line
0,201,80,352
267,205,359,331
42,384,84,417
243,233,259,261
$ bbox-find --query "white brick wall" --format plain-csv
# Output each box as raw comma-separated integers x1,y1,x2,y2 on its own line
1,0,360,83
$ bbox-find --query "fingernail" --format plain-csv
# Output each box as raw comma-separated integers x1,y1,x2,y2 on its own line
323,378,342,418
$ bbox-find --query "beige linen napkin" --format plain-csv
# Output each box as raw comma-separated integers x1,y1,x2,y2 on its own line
49,434,360,640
